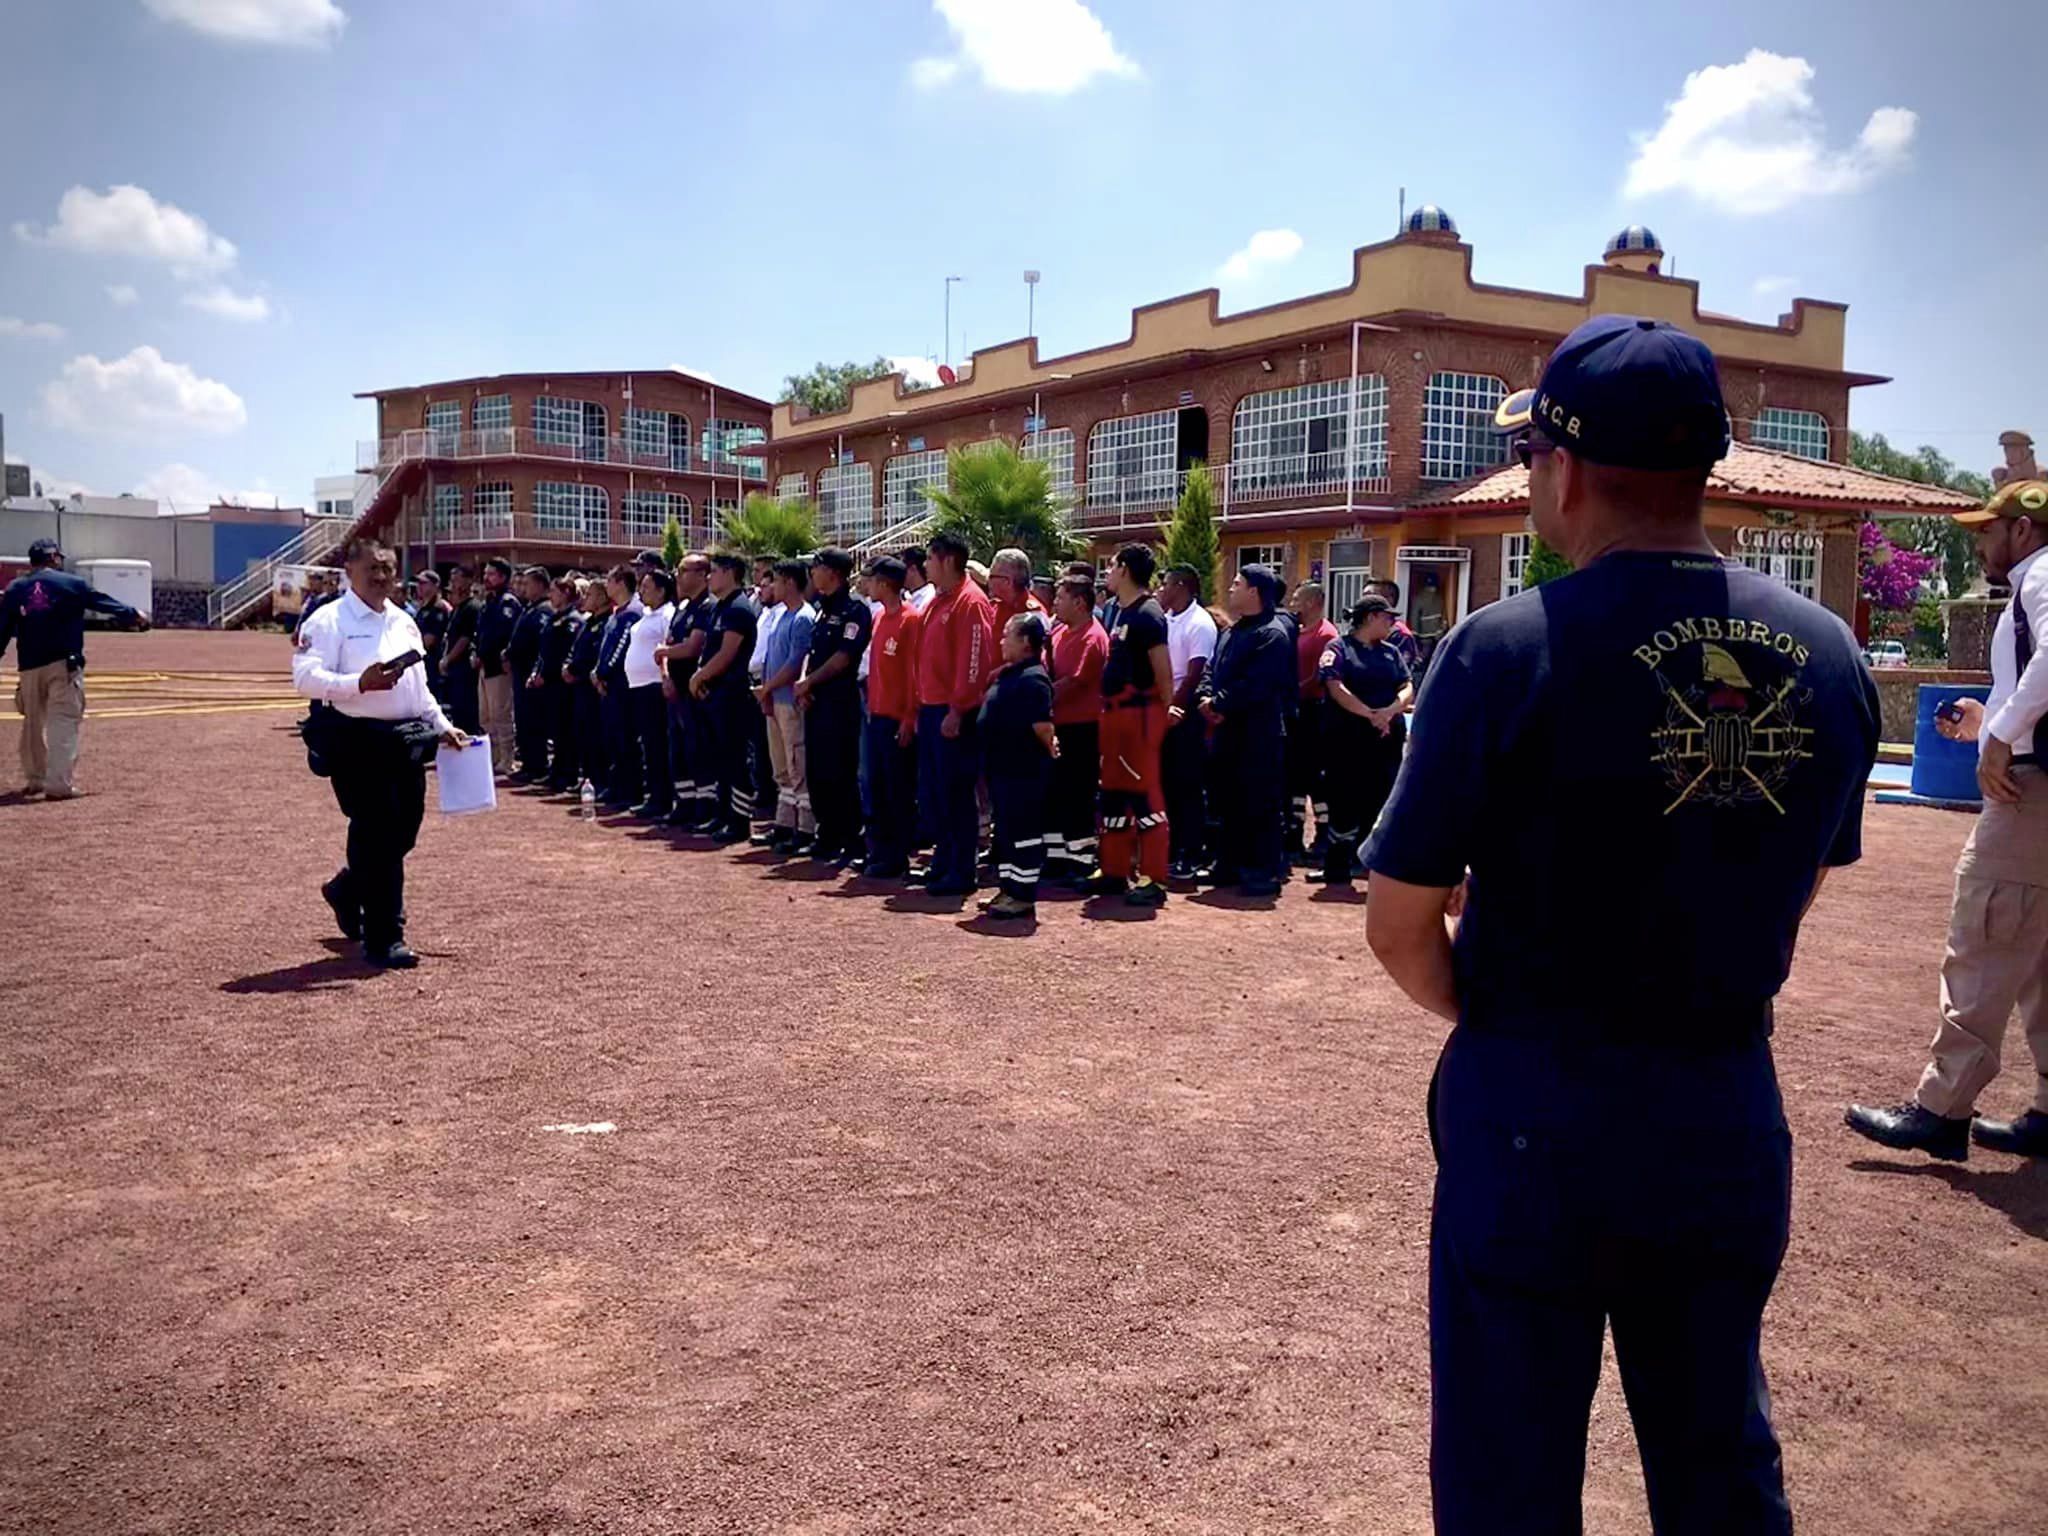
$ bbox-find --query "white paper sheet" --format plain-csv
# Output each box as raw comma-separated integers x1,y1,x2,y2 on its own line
435,738,498,816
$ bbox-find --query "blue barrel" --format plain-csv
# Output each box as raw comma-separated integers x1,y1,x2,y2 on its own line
1911,683,1992,801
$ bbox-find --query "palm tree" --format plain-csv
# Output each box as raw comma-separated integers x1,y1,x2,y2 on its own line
718,492,821,558
922,440,1083,571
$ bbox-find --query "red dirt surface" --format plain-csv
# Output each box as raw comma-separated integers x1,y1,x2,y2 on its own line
2,631,2044,1534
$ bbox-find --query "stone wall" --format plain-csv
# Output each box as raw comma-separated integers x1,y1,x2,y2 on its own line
1946,597,2005,672
153,581,212,629
1874,666,1991,744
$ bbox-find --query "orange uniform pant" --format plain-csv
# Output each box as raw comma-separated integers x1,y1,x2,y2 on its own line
1099,698,1168,884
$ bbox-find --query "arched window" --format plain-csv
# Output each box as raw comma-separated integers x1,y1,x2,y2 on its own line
1231,376,1388,498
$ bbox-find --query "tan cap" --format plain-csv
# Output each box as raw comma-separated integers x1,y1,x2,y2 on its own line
1955,479,2048,527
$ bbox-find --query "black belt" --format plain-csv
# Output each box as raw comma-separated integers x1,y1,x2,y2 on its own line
1105,694,1159,711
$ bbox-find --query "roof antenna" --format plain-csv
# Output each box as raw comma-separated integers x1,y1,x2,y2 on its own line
1398,186,1406,232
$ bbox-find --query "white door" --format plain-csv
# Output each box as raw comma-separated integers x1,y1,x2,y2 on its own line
1327,566,1369,616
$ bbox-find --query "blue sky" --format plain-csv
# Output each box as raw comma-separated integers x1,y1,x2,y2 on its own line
2,0,2042,511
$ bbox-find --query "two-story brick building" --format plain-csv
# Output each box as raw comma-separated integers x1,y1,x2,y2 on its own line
347,369,776,574
753,211,1971,630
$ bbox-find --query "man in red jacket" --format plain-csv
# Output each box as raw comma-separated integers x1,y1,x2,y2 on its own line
989,547,1048,631
913,529,997,895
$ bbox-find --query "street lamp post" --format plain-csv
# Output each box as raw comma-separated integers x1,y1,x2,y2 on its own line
944,276,963,369
1024,269,1040,340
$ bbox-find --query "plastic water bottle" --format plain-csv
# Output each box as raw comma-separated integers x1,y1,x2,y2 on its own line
580,778,597,822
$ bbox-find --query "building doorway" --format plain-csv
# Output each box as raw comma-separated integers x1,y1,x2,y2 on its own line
1394,544,1472,661
1176,407,1210,476
1327,538,1372,617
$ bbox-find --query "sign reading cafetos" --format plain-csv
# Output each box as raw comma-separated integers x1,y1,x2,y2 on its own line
1733,525,1824,555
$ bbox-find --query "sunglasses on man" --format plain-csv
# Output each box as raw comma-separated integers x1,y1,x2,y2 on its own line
1512,434,1559,470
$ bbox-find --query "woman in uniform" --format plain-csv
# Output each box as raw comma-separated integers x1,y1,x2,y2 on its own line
1314,593,1413,887
977,613,1059,921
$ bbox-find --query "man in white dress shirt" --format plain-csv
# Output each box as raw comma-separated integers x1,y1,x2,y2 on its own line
292,537,470,969
1849,479,2048,1159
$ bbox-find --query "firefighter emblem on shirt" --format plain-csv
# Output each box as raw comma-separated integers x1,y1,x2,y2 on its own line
1642,629,1814,816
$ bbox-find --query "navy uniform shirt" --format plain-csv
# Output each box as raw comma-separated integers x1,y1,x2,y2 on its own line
508,597,551,680
1322,632,1411,736
474,588,522,677
805,588,872,701
536,603,583,682
979,659,1055,778
706,590,760,692
667,593,714,687
447,594,482,670
1100,594,1168,700
415,598,452,665
1199,610,1294,723
596,605,638,685
1365,550,1879,1040
0,568,140,671
566,607,606,682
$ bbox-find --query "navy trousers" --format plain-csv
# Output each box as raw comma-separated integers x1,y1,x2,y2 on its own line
864,714,916,876
989,766,1049,900
630,683,671,815
1212,714,1285,884
573,682,607,794
916,704,980,890
513,675,549,775
1430,1029,1793,1536
806,688,864,857
600,683,640,804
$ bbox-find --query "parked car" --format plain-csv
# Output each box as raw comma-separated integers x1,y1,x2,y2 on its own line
1865,640,1908,668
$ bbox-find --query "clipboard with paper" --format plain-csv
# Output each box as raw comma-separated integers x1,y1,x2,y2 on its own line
435,738,498,816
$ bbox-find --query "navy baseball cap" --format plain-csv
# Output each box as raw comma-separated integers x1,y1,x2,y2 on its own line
1506,315,1731,472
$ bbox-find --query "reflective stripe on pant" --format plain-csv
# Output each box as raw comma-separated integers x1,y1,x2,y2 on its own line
917,703,980,889
478,672,515,774
1918,767,2048,1117
805,688,863,854
1047,720,1099,874
17,658,84,794
864,713,916,873
709,687,757,827
1430,1030,1792,1536
990,767,1050,900
768,698,813,833
1098,700,1167,883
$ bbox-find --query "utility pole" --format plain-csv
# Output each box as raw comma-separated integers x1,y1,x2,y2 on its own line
944,276,963,368
1024,269,1040,341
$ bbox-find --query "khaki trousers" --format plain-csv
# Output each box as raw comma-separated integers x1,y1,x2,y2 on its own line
768,699,813,833
478,672,515,774
17,659,85,795
1917,765,2048,1118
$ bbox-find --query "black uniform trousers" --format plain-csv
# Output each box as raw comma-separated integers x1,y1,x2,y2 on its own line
707,685,757,830
806,687,865,856
1320,714,1403,881
1287,705,1326,849
600,682,640,806
573,681,607,795
630,682,672,815
677,689,717,823
323,716,428,950
513,677,550,776
748,695,777,826
1047,721,1099,878
1162,712,1208,867
1212,712,1285,885
864,713,917,876
990,764,1050,901
544,680,578,787
1431,1028,1793,1536
445,662,480,735
917,704,981,890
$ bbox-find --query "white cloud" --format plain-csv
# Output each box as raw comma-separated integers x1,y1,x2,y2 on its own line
888,355,944,389
16,184,238,277
911,0,1139,95
182,284,271,322
132,461,275,512
107,284,140,307
42,346,248,440
1751,275,1798,298
140,0,346,47
1218,228,1305,283
0,316,66,342
1624,50,1916,215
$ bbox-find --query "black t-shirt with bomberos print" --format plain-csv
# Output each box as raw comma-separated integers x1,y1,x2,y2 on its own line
1101,594,1168,699
1365,550,1878,1040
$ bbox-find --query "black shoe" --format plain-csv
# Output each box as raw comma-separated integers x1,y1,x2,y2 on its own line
1167,858,1197,882
710,821,750,845
1305,869,1353,887
923,880,976,897
905,863,933,885
1080,871,1129,898
752,827,781,847
982,893,1036,920
1972,1109,2048,1157
366,941,418,970
320,877,362,941
662,807,698,829
1194,865,1240,887
1844,1102,1970,1161
1124,880,1168,908
1240,876,1282,898
866,861,908,881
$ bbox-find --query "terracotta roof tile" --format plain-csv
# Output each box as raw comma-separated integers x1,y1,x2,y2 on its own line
1414,442,1981,514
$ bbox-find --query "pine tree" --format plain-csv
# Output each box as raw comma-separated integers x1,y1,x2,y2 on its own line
1159,462,1222,605
659,515,686,571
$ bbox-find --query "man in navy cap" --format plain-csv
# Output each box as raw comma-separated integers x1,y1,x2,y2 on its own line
0,536,149,798
1195,562,1294,897
1364,315,1878,1533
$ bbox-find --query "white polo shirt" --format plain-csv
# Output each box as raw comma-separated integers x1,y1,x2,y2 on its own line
292,589,451,733
1165,601,1219,691
625,602,674,689
905,582,936,613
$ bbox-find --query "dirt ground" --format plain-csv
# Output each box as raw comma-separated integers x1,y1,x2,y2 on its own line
2,631,2043,1535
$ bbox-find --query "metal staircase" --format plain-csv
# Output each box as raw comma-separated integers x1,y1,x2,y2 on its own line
847,509,936,560
205,515,356,628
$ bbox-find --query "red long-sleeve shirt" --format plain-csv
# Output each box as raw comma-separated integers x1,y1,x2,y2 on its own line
916,580,997,712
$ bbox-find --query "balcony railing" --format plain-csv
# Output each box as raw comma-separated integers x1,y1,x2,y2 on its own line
416,512,723,550
358,429,766,482
1226,450,1391,504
